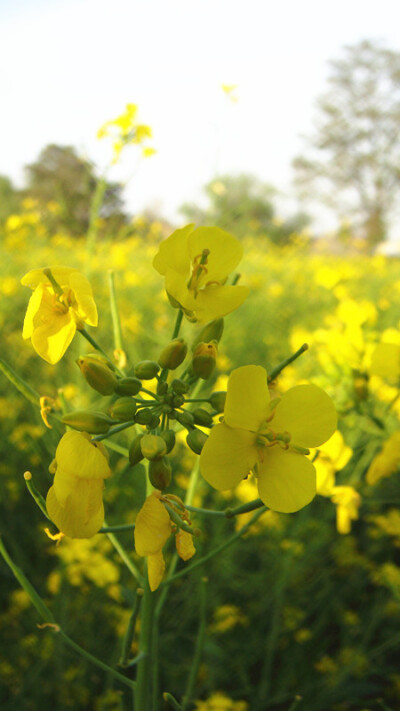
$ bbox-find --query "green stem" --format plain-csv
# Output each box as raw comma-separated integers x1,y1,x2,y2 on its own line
163,693,184,711
108,270,123,351
23,472,50,520
0,357,40,406
181,577,208,710
78,328,124,376
185,497,264,519
105,527,144,585
119,591,142,667
99,523,135,533
86,176,107,262
134,568,156,710
0,536,135,690
92,420,136,441
159,309,185,382
268,343,309,382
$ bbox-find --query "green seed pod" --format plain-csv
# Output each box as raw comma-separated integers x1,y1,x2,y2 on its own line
160,429,176,453
171,378,189,395
77,356,118,396
134,361,160,380
135,408,155,425
193,319,224,348
209,391,226,413
148,457,171,490
61,410,114,434
140,434,167,460
157,380,169,396
129,434,145,466
176,410,195,428
114,377,142,396
192,341,217,380
109,397,137,421
186,429,208,454
192,408,213,427
158,338,188,370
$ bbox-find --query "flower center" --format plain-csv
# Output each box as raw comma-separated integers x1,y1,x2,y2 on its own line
187,249,220,296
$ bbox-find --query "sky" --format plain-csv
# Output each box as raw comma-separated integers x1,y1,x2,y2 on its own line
1,0,400,232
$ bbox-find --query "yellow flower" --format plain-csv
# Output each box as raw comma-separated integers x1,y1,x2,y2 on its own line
21,267,97,364
46,431,110,539
97,103,154,164
330,486,361,535
200,366,337,513
366,432,400,485
153,225,249,322
134,491,196,591
314,431,353,496
369,343,400,382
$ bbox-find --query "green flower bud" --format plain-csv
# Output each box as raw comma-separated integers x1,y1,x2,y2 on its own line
77,356,118,395
148,457,171,490
172,394,185,408
192,341,217,380
140,434,167,460
176,410,195,428
160,429,176,453
147,414,161,429
210,391,226,412
171,378,189,395
134,360,160,380
157,380,169,396
109,397,137,421
186,429,208,454
79,353,117,370
192,408,213,427
158,338,188,370
61,410,114,434
193,319,224,348
135,408,155,425
114,377,142,396
129,434,145,466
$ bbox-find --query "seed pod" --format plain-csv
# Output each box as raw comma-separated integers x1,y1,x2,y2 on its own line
61,410,114,434
134,361,160,380
171,378,189,395
140,434,167,460
176,410,195,428
192,408,213,427
158,338,188,370
114,377,142,396
210,391,227,413
77,356,117,395
186,429,208,454
149,457,171,489
192,341,217,380
160,429,176,453
129,434,145,466
109,397,137,421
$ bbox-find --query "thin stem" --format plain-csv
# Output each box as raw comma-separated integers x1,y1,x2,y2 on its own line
163,693,184,711
92,420,136,442
119,591,142,667
0,357,40,407
185,497,264,519
134,569,155,710
268,343,309,382
105,527,144,585
78,328,124,376
108,270,124,354
99,523,135,533
172,308,184,340
23,472,50,520
181,577,208,710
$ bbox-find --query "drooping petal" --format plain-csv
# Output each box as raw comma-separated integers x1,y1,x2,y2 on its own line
224,365,270,432
46,481,104,538
152,225,194,276
257,448,316,513
192,284,249,322
200,423,258,490
187,227,243,283
22,284,46,339
147,551,166,592
134,493,172,557
31,312,76,364
55,431,111,480
164,268,197,311
271,384,337,448
176,530,196,561
69,272,98,326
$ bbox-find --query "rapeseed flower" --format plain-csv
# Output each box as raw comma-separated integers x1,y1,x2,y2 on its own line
22,267,97,364
134,491,195,591
330,486,361,534
153,225,249,322
46,431,110,538
97,103,154,163
200,365,337,513
366,432,400,485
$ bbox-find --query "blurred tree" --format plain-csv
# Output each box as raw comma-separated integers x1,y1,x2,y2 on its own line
293,39,400,249
180,173,309,246
0,175,22,227
24,144,127,237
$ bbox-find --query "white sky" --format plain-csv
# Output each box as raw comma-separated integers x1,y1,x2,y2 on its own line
1,0,400,230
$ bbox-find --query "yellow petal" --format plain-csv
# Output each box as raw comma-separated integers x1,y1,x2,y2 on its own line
187,226,243,283
175,530,196,561
224,365,270,431
22,284,45,339
192,284,249,322
69,272,98,326
46,480,104,538
31,312,76,364
147,551,166,591
55,431,111,480
257,448,316,513
152,225,194,276
164,268,197,311
200,423,258,490
271,384,337,448
369,343,400,380
21,266,78,289
134,493,171,557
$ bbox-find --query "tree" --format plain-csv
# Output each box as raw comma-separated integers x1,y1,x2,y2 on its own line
293,40,400,249
180,173,308,246
24,145,127,237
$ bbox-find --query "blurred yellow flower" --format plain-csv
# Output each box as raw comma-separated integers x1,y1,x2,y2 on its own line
21,266,97,364
153,225,249,322
330,486,361,535
46,431,110,539
369,343,400,382
200,365,337,513
195,692,247,711
97,103,154,163
366,432,400,485
314,431,353,496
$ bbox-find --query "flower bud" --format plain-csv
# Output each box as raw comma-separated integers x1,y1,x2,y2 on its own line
109,397,137,421
114,377,142,396
157,380,169,396
176,410,195,428
186,429,208,454
148,414,161,429
148,457,171,489
158,338,188,370
134,361,160,380
77,356,117,395
172,394,185,408
140,434,167,460
192,341,217,380
135,408,156,425
210,391,226,412
192,408,213,427
129,434,144,466
160,429,176,453
193,319,224,348
171,378,189,395
61,410,114,434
